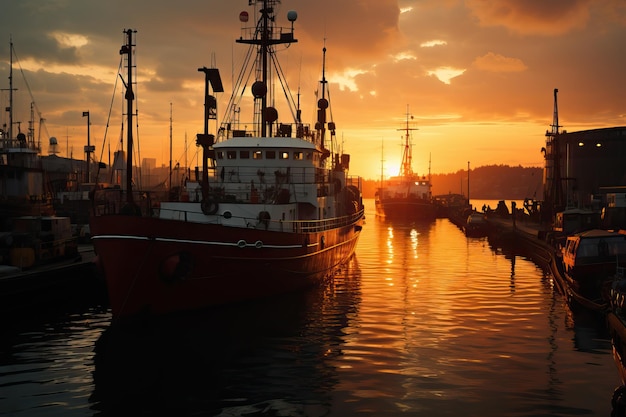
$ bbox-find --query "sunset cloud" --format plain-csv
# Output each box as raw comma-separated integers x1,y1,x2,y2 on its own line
421,40,447,48
50,32,89,49
472,52,527,73
427,67,466,84
1,0,625,177
466,0,592,35
392,51,416,62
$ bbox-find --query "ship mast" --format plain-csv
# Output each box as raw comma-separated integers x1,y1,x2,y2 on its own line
8,38,14,141
315,44,337,167
233,0,298,138
2,38,16,140
544,88,564,218
398,105,417,177
120,28,136,206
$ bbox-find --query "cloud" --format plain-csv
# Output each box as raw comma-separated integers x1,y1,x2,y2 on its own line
2,0,626,176
421,40,447,48
391,51,416,62
472,52,527,73
427,67,466,84
466,0,593,36
49,32,88,49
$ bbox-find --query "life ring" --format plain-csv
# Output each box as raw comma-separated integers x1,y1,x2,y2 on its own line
201,197,218,215
158,251,195,284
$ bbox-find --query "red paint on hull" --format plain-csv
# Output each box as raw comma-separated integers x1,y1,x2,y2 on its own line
90,215,363,319
375,199,437,220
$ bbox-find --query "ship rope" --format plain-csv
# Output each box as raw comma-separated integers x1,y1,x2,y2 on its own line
95,55,124,183
132,43,142,189
270,50,299,123
220,42,256,135
10,43,50,148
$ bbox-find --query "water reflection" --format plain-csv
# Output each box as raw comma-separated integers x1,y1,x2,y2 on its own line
91,258,362,416
0,307,109,417
0,205,620,416
341,214,617,416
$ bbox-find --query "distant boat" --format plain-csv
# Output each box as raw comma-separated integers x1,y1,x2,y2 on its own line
375,109,436,221
89,4,365,320
464,212,489,237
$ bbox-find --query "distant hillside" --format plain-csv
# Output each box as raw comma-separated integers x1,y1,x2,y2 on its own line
362,165,543,200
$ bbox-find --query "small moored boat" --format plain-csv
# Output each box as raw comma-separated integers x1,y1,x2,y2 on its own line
561,229,626,310
464,212,488,237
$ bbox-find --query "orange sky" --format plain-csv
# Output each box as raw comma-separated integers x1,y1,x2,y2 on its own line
2,0,625,180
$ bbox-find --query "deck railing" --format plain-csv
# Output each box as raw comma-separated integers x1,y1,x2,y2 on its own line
91,188,364,233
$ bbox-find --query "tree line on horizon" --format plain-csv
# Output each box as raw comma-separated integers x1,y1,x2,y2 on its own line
361,164,543,200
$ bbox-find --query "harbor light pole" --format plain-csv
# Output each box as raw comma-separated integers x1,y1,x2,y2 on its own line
82,111,93,183
467,161,470,206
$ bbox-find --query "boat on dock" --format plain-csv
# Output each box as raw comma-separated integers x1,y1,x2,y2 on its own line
561,229,626,310
605,267,626,414
89,3,365,320
375,109,436,221
1,39,82,274
464,211,489,237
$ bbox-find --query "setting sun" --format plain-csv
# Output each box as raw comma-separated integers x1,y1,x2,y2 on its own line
2,0,625,181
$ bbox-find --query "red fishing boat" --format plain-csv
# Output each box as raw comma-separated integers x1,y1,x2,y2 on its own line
89,2,364,320
374,108,436,221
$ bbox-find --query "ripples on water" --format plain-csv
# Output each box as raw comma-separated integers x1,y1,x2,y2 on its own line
0,200,621,416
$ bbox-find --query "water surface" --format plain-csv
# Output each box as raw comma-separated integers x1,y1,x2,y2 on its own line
0,199,619,416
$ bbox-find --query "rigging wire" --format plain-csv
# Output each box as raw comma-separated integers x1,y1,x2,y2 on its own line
132,31,142,188
11,44,50,147
271,51,298,123
95,55,124,182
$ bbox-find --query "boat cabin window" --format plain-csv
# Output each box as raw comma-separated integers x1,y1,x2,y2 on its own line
216,151,224,159
279,151,289,160
576,237,626,258
227,151,237,160
306,152,313,160
266,151,276,159
253,151,263,159
293,151,303,160
240,150,250,159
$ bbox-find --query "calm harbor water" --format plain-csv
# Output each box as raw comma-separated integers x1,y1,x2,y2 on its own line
0,199,621,416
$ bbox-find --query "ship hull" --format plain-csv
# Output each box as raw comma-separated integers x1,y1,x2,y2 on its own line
90,214,363,319
375,198,437,221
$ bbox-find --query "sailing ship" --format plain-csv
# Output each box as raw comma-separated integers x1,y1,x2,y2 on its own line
89,2,365,320
375,109,436,220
